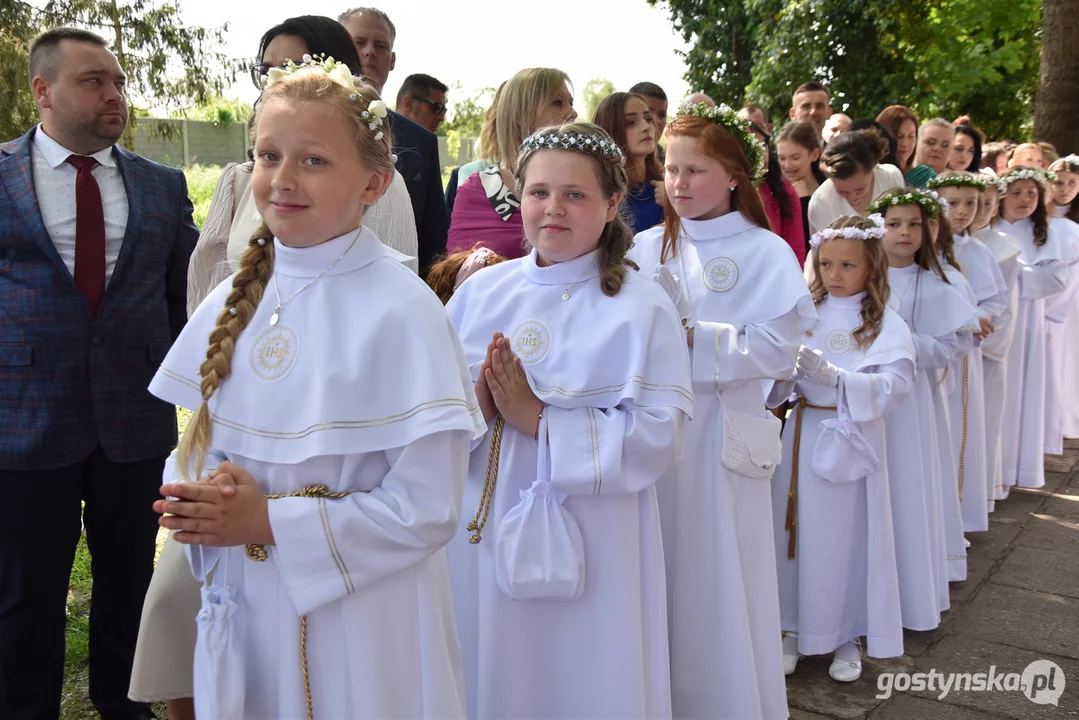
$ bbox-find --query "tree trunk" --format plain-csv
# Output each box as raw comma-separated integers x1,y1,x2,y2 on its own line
1034,0,1079,152
105,0,136,150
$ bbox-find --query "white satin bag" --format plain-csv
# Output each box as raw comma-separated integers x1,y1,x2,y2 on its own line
812,386,879,483
721,405,783,479
192,547,245,720
495,415,586,601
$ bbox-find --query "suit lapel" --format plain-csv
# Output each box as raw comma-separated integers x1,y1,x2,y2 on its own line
108,145,143,292
0,128,75,282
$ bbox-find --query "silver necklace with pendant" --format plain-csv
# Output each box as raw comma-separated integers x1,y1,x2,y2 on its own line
269,229,361,326
549,257,597,301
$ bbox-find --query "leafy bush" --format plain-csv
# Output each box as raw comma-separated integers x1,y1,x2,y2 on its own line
183,164,224,230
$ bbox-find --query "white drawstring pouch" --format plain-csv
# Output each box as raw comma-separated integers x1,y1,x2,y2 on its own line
495,415,586,601
721,405,783,480
193,546,246,720
812,386,879,484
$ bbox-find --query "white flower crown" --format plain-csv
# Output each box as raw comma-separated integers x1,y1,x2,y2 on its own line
809,213,887,248
1049,155,1079,172
1000,167,1058,191
675,101,768,182
927,172,987,192
868,189,947,219
264,54,391,145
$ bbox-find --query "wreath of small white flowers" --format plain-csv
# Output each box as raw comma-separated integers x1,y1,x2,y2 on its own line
1049,155,1079,173
927,172,988,192
263,54,392,150
675,102,768,182
999,167,1058,192
868,189,946,219
809,213,887,248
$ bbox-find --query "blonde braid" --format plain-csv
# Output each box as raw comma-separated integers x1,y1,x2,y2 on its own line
174,225,275,481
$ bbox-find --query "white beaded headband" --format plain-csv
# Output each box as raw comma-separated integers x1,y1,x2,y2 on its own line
519,130,625,160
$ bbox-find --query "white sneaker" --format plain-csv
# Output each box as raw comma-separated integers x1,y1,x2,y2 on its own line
829,641,862,682
964,537,972,548
782,632,800,675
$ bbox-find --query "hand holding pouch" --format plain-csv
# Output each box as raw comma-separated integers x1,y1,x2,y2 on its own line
811,384,879,483
721,405,783,480
495,414,586,601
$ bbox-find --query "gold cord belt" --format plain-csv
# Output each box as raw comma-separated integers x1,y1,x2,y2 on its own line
784,398,838,560
467,415,505,544
957,357,970,500
245,483,363,720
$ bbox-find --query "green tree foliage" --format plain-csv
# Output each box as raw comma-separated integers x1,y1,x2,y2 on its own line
581,77,616,122
0,2,44,141
178,94,252,127
441,85,494,165
649,0,1041,140
4,0,241,146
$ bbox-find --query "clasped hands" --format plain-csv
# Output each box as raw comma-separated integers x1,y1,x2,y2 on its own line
475,332,544,439
155,461,275,547
974,316,994,342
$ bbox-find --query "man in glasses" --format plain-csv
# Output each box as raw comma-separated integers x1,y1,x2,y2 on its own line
396,73,448,133
339,6,448,277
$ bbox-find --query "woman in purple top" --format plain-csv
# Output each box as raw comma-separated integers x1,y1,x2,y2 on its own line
447,67,577,258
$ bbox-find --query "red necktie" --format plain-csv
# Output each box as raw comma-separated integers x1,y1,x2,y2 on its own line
67,155,106,315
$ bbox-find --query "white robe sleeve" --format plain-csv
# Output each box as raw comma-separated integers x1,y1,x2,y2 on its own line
839,360,916,424
912,330,959,371
1046,264,1079,324
268,429,470,616
1019,260,1068,300
172,447,230,582
690,309,805,392
767,378,798,409
545,402,684,496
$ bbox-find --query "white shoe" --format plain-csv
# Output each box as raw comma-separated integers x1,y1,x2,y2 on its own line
829,657,862,682
782,632,800,675
964,537,972,548
829,641,862,682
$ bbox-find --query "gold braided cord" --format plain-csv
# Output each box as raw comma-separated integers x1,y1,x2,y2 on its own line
957,357,970,499
300,615,312,720
784,399,838,560
467,415,505,544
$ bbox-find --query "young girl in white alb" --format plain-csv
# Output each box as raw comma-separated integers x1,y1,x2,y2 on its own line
630,102,817,720
994,167,1077,491
972,172,1022,508
1043,158,1079,456
869,188,976,631
770,215,912,684
150,58,484,719
446,122,692,720
929,172,1008,534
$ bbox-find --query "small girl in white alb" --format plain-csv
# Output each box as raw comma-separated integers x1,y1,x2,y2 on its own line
871,188,977,633
927,172,1008,535
446,122,692,720
770,215,913,684
149,57,484,719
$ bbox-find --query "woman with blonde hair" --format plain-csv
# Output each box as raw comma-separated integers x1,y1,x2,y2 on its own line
446,68,577,259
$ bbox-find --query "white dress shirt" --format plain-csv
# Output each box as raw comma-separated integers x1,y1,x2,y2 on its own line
31,125,129,285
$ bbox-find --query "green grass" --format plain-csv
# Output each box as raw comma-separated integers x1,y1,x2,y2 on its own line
61,409,189,718
182,164,224,230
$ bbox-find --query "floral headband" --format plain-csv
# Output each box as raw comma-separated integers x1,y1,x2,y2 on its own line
519,130,625,161
264,54,391,145
675,102,767,182
868,189,947,219
809,213,886,248
927,172,987,192
999,167,1058,191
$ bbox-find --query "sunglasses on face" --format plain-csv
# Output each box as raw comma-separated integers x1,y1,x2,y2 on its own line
411,96,446,115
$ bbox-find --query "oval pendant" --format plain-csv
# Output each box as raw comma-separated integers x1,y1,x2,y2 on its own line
269,312,280,326
561,290,570,301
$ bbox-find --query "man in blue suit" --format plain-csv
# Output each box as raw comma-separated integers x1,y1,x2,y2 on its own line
0,28,197,720
340,7,449,277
